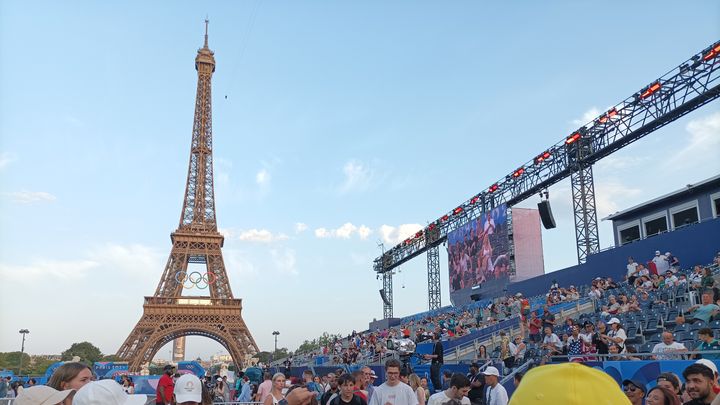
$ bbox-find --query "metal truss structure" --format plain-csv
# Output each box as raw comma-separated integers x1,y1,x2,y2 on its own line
117,23,259,371
375,40,720,317
427,246,441,311
382,272,393,319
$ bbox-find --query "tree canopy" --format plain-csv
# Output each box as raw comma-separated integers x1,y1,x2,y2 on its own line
61,341,103,364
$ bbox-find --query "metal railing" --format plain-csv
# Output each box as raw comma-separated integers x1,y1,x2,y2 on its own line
446,298,596,362
541,349,720,363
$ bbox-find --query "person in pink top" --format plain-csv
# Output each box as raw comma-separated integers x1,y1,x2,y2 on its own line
256,372,273,402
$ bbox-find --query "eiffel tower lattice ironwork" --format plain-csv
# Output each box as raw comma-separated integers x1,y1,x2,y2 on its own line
116,21,259,372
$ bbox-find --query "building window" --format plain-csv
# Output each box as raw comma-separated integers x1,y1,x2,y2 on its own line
670,201,699,229
644,216,668,237
618,221,641,245
712,192,720,218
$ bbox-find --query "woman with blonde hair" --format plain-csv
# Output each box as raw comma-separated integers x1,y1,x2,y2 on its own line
407,373,426,405
263,373,286,405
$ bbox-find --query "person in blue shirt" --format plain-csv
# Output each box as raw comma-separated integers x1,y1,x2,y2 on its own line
237,376,253,402
688,291,720,324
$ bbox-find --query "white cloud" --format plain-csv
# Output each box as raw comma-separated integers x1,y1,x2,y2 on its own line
87,243,165,280
339,160,374,193
3,190,57,203
0,259,99,282
314,223,372,239
571,107,601,127
667,111,720,168
358,225,372,240
378,223,423,245
0,152,14,170
218,228,235,238
335,223,357,239
594,181,644,218
295,222,308,233
0,243,164,284
314,228,330,238
256,168,271,185
223,248,259,279
238,229,289,243
270,248,297,275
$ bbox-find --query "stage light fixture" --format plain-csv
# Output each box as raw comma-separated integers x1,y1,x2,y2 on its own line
598,108,618,123
414,230,423,238
470,196,480,204
565,132,581,144
512,168,525,178
488,184,499,193
703,43,720,60
441,214,449,222
453,206,463,215
640,82,661,99
534,151,551,164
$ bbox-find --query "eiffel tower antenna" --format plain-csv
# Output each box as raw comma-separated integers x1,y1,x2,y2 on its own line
204,17,209,48
117,23,258,372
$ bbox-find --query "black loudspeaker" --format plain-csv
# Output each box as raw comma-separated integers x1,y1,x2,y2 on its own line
537,200,557,229
470,293,481,301
379,289,391,306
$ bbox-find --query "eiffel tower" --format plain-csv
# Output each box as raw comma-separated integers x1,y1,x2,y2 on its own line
117,21,259,372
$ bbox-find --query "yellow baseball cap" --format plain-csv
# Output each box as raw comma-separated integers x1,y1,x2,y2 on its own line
509,363,631,404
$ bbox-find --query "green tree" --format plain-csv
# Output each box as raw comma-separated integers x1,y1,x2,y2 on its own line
61,342,102,364
0,352,31,373
295,332,343,354
255,351,272,364
25,357,56,376
100,354,122,362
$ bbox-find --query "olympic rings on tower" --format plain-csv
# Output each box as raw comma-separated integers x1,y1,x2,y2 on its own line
174,271,218,289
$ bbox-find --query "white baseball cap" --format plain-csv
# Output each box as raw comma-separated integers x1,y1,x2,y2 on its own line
696,359,718,376
174,374,203,403
482,366,500,377
73,380,147,405
607,317,621,325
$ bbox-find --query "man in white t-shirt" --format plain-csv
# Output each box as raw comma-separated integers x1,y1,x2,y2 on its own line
481,367,507,405
426,373,471,405
368,359,418,405
541,327,562,355
653,250,670,274
626,257,639,284
652,331,688,360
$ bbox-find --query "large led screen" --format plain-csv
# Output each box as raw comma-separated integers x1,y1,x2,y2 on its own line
448,204,510,293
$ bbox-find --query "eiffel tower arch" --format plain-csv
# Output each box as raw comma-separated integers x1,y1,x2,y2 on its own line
116,21,259,372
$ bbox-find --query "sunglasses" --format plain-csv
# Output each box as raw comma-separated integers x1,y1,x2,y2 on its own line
623,385,640,392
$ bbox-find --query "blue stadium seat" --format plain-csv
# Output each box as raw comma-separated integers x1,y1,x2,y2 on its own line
674,323,691,333
710,320,720,330
640,343,654,354
691,321,707,331
644,319,660,336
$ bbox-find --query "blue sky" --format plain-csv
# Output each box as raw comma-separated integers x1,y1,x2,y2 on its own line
1,1,719,360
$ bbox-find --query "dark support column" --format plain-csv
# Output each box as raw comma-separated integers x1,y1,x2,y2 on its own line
383,272,393,319
427,246,441,311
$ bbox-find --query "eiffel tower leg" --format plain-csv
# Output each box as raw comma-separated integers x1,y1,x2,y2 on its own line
117,299,259,373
